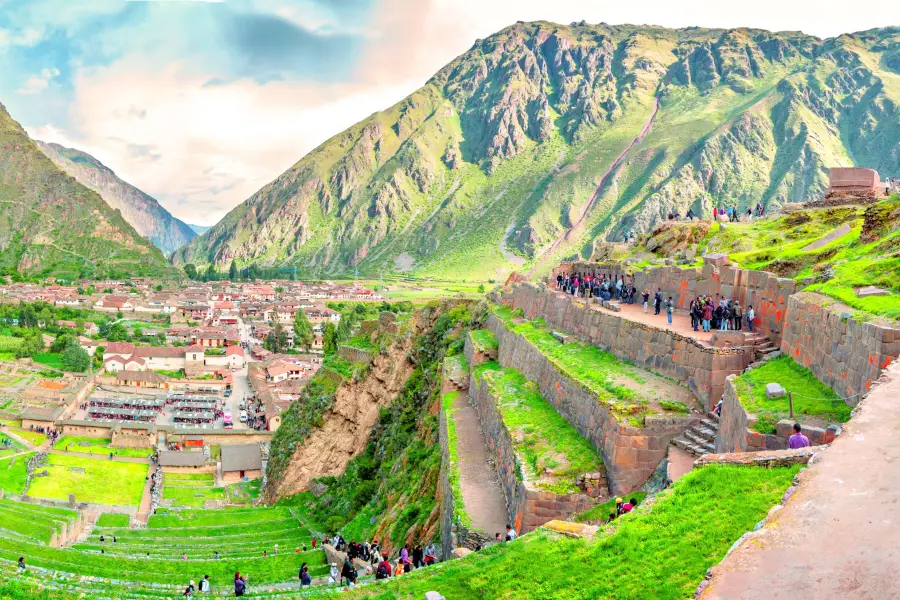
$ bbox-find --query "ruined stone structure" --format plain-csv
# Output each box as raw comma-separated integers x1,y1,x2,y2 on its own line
486,313,693,494
826,167,881,194
780,293,900,403
500,282,753,408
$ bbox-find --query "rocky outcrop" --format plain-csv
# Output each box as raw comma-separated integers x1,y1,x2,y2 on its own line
35,141,196,255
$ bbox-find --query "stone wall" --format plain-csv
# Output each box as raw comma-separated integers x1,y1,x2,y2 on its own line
468,370,599,534
780,292,900,404
110,430,155,449
560,258,797,343
502,282,753,408
487,313,693,495
338,345,374,366
694,446,819,468
438,393,455,559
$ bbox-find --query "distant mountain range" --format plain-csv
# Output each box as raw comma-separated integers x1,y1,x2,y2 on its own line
174,23,900,281
35,141,196,255
0,102,176,279
188,224,211,235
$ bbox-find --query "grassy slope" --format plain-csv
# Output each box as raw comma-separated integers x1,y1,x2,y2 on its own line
333,464,798,600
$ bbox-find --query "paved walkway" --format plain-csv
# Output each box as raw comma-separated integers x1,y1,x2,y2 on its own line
598,300,718,345
47,449,150,464
700,362,900,599
451,390,509,536
135,463,158,524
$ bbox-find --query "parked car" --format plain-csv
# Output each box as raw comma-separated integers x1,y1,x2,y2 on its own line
224,389,232,397
239,410,248,423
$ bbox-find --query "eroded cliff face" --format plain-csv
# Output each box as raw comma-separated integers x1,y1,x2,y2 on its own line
267,322,420,499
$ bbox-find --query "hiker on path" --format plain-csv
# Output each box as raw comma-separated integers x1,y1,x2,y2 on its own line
329,562,339,585
413,544,424,569
17,556,25,570
654,289,662,315
424,542,437,566
199,575,210,593
665,297,674,325
642,290,650,313
299,562,312,586
789,423,811,449
342,556,357,586
375,552,392,579
312,537,317,549
400,544,412,570
732,302,743,331
182,580,195,597
233,573,246,597
747,305,756,332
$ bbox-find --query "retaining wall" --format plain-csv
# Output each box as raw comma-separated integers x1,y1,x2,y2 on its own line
557,259,798,343
502,282,753,408
468,370,598,534
487,313,693,495
780,292,900,404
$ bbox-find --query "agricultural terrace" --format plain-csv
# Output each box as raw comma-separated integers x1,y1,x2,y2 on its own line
441,390,468,525
334,465,799,600
53,436,153,459
27,454,148,506
474,361,604,495
0,433,25,458
0,452,32,494
0,503,325,590
733,355,852,433
468,328,499,353
0,498,77,544
492,305,698,423
162,473,226,508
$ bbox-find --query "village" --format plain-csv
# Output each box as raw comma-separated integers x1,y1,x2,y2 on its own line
0,279,387,514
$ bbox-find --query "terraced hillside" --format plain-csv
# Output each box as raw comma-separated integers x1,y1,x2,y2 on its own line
0,103,177,280
174,24,900,281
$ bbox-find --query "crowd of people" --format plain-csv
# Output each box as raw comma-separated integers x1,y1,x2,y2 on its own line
556,273,637,304
687,295,755,333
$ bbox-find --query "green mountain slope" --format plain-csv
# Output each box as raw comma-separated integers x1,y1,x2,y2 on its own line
35,141,197,255
173,23,900,281
0,103,177,280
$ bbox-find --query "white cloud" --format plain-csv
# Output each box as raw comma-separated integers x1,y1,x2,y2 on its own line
0,27,44,49
16,67,60,95
34,59,416,225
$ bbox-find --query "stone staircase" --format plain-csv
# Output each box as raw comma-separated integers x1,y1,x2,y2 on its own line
745,331,778,357
672,413,720,456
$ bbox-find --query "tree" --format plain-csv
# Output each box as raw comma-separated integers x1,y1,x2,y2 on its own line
293,310,314,351
93,346,105,370
323,322,337,354
51,333,75,353
62,342,91,372
229,260,238,281
15,330,43,358
19,304,37,329
335,315,353,344
264,323,289,353
204,264,217,282
154,284,163,292
184,263,199,280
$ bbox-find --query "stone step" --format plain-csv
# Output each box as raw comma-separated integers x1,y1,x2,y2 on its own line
694,426,718,441
701,418,721,430
672,437,706,456
684,430,716,451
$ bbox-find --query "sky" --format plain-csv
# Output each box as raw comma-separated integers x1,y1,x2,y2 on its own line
0,0,895,226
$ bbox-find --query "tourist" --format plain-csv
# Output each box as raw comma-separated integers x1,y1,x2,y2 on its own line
642,289,650,313
789,423,811,449
732,302,743,331
505,524,517,541
747,207,752,221
17,556,25,570
624,498,637,513
213,551,219,560
702,301,713,332
424,542,437,566
183,580,195,597
691,299,702,332
262,550,268,558
615,497,625,515
686,208,695,220
312,537,317,549
342,556,357,586
199,575,210,593
100,535,105,543
413,544,424,569
556,274,563,289
182,552,187,560
654,289,662,315
273,543,278,555
329,562,339,584
400,544,412,570
665,297,674,325
234,574,247,597
713,207,718,220
747,305,755,332
375,552,392,579
299,562,312,586
113,536,116,543
605,512,616,524
719,301,730,331
714,399,723,417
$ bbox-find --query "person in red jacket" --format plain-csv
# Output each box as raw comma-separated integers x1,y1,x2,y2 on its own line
702,302,713,332
375,552,392,580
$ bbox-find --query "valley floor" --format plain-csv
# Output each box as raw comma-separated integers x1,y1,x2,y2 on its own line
699,362,900,599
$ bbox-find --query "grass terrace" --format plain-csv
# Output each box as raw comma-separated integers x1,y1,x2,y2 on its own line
28,453,148,506
31,352,65,371
6,426,48,447
335,465,800,600
574,491,648,523
474,361,604,495
95,513,130,528
53,436,153,459
469,328,499,353
441,390,469,527
0,498,77,544
492,305,697,424
162,473,225,508
733,355,852,433
0,452,31,494
0,433,24,458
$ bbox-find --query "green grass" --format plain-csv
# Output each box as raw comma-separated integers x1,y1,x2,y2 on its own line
226,479,262,504
469,328,498,352
335,464,800,600
95,513,130,528
734,355,852,433
0,433,24,458
0,499,76,543
492,306,693,421
153,369,183,379
441,390,470,527
162,485,225,508
574,492,648,523
0,335,23,354
475,361,603,494
147,507,294,528
0,452,31,494
31,353,65,370
27,453,148,506
53,436,153,459
9,428,47,446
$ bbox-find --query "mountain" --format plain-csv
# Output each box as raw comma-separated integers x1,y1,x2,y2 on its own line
34,141,196,255
174,23,900,280
188,223,211,235
0,102,177,279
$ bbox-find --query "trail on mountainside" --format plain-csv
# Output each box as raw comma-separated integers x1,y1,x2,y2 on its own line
527,98,660,277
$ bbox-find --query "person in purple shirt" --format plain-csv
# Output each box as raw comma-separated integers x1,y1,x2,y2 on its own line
788,423,810,449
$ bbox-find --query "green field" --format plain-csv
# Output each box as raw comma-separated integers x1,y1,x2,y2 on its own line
162,472,224,508
95,513,130,528
0,453,32,494
0,433,24,458
7,428,47,447
734,355,852,433
0,498,77,544
27,454,148,506
474,361,604,494
53,436,153,459
336,465,799,599
32,353,65,370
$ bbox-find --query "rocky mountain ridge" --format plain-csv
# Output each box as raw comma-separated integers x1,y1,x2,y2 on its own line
35,141,197,255
174,23,900,281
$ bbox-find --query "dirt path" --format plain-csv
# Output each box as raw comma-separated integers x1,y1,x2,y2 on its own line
528,99,660,277
700,362,900,599
47,449,151,464
452,390,508,536
135,463,158,524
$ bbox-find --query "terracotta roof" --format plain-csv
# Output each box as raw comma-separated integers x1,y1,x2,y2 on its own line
225,346,244,356
133,346,186,358
104,342,136,355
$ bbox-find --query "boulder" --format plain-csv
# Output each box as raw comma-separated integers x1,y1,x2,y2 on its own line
703,253,730,267
856,286,890,297
765,382,786,399
451,547,473,559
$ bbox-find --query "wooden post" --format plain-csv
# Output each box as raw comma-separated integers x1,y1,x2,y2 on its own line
788,391,794,419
